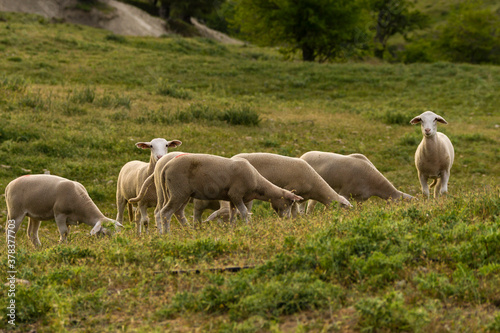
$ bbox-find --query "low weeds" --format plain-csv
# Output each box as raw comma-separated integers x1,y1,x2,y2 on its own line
140,103,261,126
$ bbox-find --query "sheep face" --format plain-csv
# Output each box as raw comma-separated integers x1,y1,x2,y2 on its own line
410,111,448,138
90,218,124,236
135,138,182,162
270,192,303,217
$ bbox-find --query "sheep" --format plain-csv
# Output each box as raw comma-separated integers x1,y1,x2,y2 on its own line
199,152,352,221
155,153,303,233
300,151,414,212
116,138,181,234
410,111,454,197
5,174,123,248
129,151,190,231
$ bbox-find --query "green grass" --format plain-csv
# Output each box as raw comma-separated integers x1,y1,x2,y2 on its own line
0,13,499,332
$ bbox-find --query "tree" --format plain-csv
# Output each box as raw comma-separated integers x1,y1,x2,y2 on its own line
232,0,367,62
438,1,500,64
369,0,428,59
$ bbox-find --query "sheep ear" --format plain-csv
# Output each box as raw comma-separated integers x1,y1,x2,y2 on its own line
167,140,182,148
294,194,304,202
103,218,124,230
410,116,421,125
436,116,448,124
90,221,102,236
285,192,303,202
135,142,152,149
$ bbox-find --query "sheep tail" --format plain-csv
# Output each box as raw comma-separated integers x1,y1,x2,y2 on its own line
127,202,134,223
429,179,438,188
129,174,153,203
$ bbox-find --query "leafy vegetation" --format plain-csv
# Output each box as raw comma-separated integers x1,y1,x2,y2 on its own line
232,0,367,61
0,12,499,332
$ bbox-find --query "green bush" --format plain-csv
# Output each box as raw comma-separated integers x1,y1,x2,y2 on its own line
12,285,52,324
222,105,261,126
438,1,500,64
155,79,193,99
399,38,436,64
355,292,429,332
70,87,96,104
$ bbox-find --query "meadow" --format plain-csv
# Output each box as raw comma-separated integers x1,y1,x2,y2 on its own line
0,12,499,332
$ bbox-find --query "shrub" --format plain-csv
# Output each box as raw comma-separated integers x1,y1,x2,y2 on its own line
0,75,27,92
398,38,436,64
70,87,96,104
12,285,52,324
355,292,429,332
438,1,500,64
156,79,193,99
222,105,261,126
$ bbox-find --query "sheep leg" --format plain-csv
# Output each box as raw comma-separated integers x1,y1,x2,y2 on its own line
296,201,307,215
291,202,301,218
418,172,430,197
174,198,190,227
437,171,450,197
55,214,69,243
5,213,25,244
205,209,222,222
130,203,138,224
116,196,127,224
137,203,149,235
306,200,318,214
154,203,162,231
27,217,42,248
159,199,185,234
193,199,209,223
233,199,249,223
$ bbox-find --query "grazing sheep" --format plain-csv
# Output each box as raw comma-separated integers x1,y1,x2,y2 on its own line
200,152,352,221
116,138,181,233
155,153,303,233
410,111,454,197
300,151,413,212
5,174,123,247
238,152,351,209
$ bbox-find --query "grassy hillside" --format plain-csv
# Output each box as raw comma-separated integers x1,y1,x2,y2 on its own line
0,12,499,332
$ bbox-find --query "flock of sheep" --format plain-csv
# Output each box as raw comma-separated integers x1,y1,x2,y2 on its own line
4,111,454,247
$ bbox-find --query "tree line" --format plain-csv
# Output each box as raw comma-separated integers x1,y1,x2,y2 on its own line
122,0,500,64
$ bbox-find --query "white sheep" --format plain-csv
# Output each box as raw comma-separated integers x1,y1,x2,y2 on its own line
116,138,181,233
5,174,123,247
129,151,190,230
155,153,303,233
300,151,413,212
410,111,454,197
199,152,352,221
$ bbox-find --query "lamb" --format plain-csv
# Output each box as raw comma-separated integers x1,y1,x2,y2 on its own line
116,138,181,233
155,153,303,233
5,174,123,248
410,111,454,197
300,151,413,212
199,152,352,221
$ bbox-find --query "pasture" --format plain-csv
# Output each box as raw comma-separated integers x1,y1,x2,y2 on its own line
0,13,499,332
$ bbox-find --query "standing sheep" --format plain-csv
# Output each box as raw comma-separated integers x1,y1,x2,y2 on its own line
5,174,123,248
116,138,181,233
410,111,454,197
156,154,303,233
129,151,189,230
300,151,413,212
